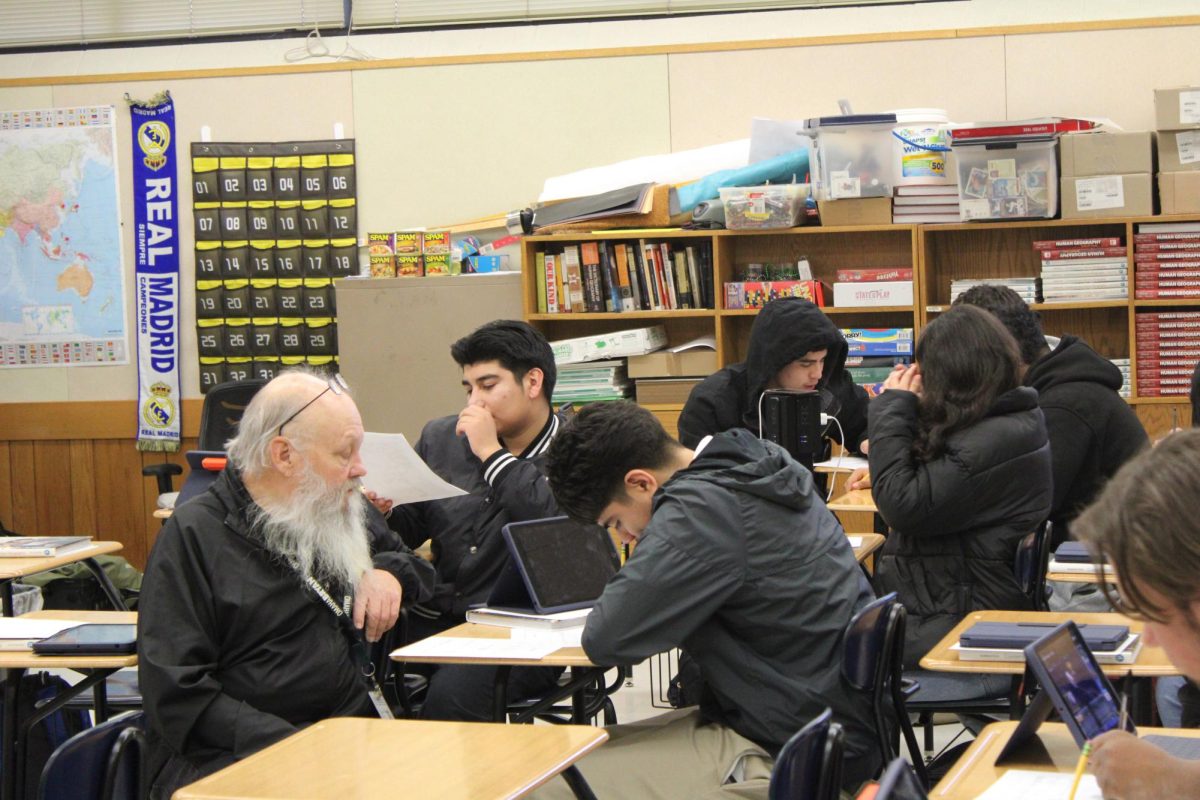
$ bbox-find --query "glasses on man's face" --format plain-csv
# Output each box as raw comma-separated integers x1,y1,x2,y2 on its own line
277,374,349,436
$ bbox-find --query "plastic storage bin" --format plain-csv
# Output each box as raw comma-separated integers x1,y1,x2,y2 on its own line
953,138,1058,221
718,184,808,230
808,114,897,200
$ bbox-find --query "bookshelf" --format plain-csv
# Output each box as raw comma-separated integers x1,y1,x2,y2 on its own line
522,215,1198,439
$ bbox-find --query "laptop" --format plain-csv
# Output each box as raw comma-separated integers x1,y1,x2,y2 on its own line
997,621,1200,762
482,516,621,615
959,621,1128,651
31,624,137,656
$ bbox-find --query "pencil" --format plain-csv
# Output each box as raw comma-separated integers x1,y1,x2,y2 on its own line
1067,742,1092,800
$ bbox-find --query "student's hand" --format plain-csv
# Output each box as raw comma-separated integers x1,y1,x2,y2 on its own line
364,490,394,516
882,364,922,396
456,405,503,462
354,568,403,643
858,439,870,455
847,467,872,491
1090,729,1200,799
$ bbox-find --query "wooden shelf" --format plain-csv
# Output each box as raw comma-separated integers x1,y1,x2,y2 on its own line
721,305,913,316
527,310,716,321
927,300,1131,313
1130,396,1191,405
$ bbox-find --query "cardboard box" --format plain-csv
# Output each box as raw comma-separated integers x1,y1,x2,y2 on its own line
1156,130,1200,172
1159,171,1200,214
550,325,668,365
724,280,827,310
1155,87,1200,131
1061,174,1154,218
832,280,914,308
1059,132,1154,177
635,377,704,404
627,350,719,378
841,328,914,356
817,197,892,227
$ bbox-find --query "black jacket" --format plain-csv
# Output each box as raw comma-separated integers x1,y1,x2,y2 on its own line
388,411,564,619
1024,336,1147,544
582,430,880,787
869,388,1052,666
677,298,869,451
139,468,434,799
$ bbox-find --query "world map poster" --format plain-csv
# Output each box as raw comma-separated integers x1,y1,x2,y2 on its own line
0,105,128,367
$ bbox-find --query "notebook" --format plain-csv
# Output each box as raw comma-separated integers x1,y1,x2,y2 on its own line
0,537,91,558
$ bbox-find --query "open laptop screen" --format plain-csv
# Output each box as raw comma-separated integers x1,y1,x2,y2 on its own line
502,517,620,613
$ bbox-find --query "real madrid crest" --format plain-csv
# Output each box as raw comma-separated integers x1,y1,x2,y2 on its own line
138,120,170,171
143,381,176,429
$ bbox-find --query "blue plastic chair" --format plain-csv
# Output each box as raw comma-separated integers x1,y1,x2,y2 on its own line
875,756,929,800
38,710,144,800
768,708,843,800
841,592,929,788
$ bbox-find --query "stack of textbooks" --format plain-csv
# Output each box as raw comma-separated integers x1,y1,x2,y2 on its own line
553,360,631,404
1111,358,1132,399
1134,222,1200,299
1135,312,1200,397
535,240,714,314
1035,236,1128,303
830,267,914,308
891,185,960,224
949,277,1038,304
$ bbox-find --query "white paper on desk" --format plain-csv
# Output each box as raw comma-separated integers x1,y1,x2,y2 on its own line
973,769,1101,800
848,536,863,547
814,455,870,472
391,637,560,661
510,626,585,648
359,432,468,506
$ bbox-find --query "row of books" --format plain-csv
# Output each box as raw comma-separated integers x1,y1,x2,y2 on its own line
891,184,960,225
534,241,715,314
1136,311,1200,397
949,277,1038,304
554,360,631,404
1134,222,1200,299
1033,237,1128,303
1111,358,1132,399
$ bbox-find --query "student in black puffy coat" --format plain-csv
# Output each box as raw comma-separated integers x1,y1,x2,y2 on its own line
677,296,869,453
853,305,1052,695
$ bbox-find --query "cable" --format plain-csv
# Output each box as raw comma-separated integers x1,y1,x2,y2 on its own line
823,413,845,503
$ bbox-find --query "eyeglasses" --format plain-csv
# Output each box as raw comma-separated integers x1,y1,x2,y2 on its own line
277,373,349,436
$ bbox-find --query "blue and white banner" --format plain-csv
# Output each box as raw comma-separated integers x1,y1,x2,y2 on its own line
129,92,181,452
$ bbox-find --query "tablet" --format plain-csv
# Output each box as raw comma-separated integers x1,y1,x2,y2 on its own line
31,624,137,656
495,516,620,614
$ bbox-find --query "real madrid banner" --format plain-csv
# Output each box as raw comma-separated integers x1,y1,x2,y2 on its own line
129,92,181,452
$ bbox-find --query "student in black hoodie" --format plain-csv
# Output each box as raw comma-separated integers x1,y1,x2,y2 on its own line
954,286,1148,547
677,297,869,454
536,401,878,799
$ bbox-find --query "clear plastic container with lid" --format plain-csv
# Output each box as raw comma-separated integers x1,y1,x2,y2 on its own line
718,184,809,230
808,113,897,201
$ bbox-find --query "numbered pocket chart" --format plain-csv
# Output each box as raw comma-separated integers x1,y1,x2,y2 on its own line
191,140,357,392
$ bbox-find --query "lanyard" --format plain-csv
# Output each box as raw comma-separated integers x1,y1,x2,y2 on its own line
302,573,395,721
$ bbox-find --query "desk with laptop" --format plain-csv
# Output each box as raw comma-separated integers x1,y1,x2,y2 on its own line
0,537,127,615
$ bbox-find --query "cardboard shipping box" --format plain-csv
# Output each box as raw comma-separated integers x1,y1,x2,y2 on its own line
1061,174,1154,219
1159,171,1200,215
627,350,718,378
549,325,667,365
1156,130,1200,172
817,197,892,227
1155,86,1200,131
1059,132,1154,177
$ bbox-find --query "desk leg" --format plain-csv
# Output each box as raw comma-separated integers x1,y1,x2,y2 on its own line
570,672,588,724
560,765,599,800
492,666,512,723
2,668,22,800
80,558,127,611
0,581,13,618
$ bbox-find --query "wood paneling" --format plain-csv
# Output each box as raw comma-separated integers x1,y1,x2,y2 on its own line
32,441,71,535
9,442,36,535
69,440,97,534
0,442,10,529
0,399,203,441
1137,402,1190,441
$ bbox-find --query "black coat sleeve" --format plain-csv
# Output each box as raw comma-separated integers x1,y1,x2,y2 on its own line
139,522,296,762
484,455,560,520
367,507,435,605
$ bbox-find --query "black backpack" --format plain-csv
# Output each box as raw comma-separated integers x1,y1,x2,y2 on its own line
1,672,91,797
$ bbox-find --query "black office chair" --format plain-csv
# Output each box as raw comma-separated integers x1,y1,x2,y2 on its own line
38,710,144,800
874,757,929,800
768,708,843,800
841,592,929,788
1015,521,1052,612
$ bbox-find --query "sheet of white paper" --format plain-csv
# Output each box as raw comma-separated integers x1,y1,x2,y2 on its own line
359,432,468,506
391,637,559,661
669,335,717,353
973,769,1101,800
814,455,870,472
510,626,585,648
848,536,864,547
0,619,86,641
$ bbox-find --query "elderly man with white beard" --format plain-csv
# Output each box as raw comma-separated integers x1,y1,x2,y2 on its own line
138,369,435,799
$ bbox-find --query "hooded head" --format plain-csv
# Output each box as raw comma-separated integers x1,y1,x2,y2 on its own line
743,297,849,406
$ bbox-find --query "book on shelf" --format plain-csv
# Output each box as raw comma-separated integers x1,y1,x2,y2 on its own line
1039,256,1127,268
893,194,960,206
530,183,655,230
0,536,92,557
948,117,1101,142
1033,237,1123,250
1137,222,1200,234
610,243,635,312
544,252,560,314
1134,232,1200,243
538,240,713,314
1135,288,1200,298
535,252,548,313
891,204,960,215
890,212,962,224
465,606,591,630
894,184,959,196
1136,252,1200,262
579,242,605,313
836,267,914,283
1039,246,1128,259
561,246,585,313
672,249,695,309
1136,240,1200,252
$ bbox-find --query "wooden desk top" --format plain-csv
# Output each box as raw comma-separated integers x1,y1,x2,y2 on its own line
919,609,1174,678
931,721,1200,799
827,488,877,514
173,717,608,800
0,541,122,580
851,533,885,564
393,622,597,668
1046,566,1118,585
0,610,137,669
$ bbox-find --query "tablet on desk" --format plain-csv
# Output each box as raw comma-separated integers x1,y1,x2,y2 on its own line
31,624,137,656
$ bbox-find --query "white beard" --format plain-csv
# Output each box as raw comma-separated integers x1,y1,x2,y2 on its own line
251,462,373,592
